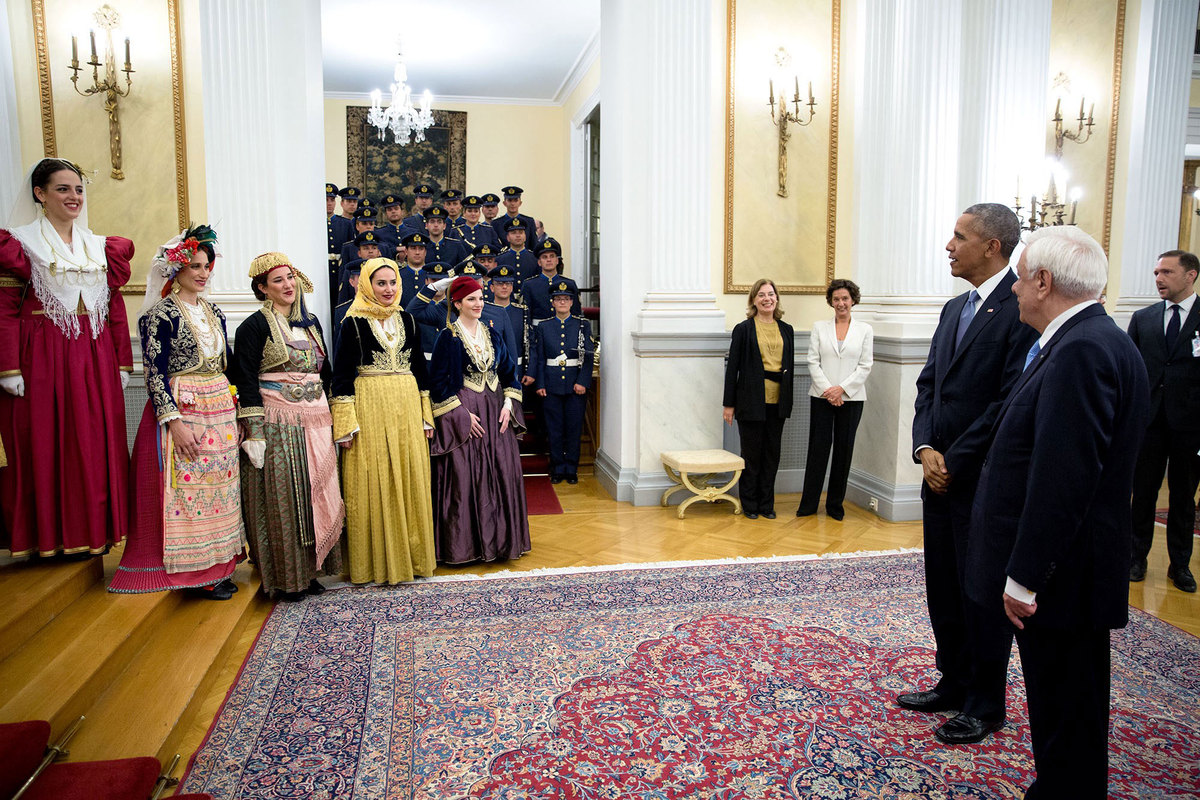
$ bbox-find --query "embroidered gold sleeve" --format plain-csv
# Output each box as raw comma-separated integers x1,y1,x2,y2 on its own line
420,390,433,427
330,396,358,441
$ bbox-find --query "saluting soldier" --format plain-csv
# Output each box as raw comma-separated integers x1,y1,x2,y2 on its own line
405,259,453,363
376,193,407,245
441,189,465,230
327,182,352,313
491,185,537,244
452,195,502,249
497,217,538,281
487,262,530,381
331,258,363,358
480,192,502,224
339,229,394,303
523,238,581,323
531,281,594,484
424,206,468,267
401,183,436,235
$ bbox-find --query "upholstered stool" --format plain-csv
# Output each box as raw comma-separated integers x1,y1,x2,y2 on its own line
660,449,745,518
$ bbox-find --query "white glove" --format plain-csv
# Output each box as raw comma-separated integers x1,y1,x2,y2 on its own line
120,372,130,390
0,376,24,397
241,439,266,469
432,277,453,293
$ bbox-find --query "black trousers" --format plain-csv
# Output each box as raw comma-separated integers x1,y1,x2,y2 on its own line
542,392,587,478
1017,625,1111,799
1131,410,1199,567
920,480,1013,722
737,404,785,515
797,398,863,515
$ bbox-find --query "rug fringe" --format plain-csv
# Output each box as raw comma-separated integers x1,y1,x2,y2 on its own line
320,547,925,589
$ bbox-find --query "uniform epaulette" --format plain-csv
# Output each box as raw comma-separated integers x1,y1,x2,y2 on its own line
513,302,527,310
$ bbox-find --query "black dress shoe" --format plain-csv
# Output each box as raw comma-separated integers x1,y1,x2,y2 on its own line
895,690,962,713
1129,558,1147,582
186,584,233,601
307,579,326,596
550,476,563,484
827,508,845,521
934,713,1005,744
744,512,759,520
1167,564,1197,593
280,590,307,602
795,508,817,517
762,511,776,519
217,578,239,593
566,476,578,484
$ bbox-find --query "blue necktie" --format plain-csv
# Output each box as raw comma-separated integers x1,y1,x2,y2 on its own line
1165,304,1181,353
1023,341,1041,372
955,290,979,350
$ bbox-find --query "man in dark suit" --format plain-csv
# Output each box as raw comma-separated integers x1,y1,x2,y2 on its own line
1127,250,1200,593
898,203,1038,744
967,225,1149,797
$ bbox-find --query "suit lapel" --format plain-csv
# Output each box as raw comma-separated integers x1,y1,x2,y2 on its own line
948,272,1016,370
938,293,970,378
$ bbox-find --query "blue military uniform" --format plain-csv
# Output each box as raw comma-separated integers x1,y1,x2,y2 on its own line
331,258,364,358
491,185,537,246
497,217,539,282
400,183,435,235
339,229,395,303
398,231,431,309
423,206,468,267
530,281,594,483
440,188,465,230
451,195,502,249
486,263,530,378
405,260,452,361
374,193,406,246
327,183,352,314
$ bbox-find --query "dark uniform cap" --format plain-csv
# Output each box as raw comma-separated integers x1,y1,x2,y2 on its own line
487,264,517,283
457,262,484,276
338,186,361,199
501,186,524,198
551,280,576,298
473,243,500,259
502,217,529,232
414,184,435,197
463,195,482,208
358,198,374,209
401,232,429,248
481,193,501,205
420,261,449,278
439,189,463,200
344,258,363,275
354,231,380,246
536,238,562,256
423,206,448,220
381,194,403,208
326,183,339,197
354,207,377,220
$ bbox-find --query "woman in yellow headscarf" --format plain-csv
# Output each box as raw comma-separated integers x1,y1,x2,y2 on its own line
330,257,435,584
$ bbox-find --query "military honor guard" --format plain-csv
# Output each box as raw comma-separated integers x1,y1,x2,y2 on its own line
531,281,594,483
440,189,465,229
337,186,362,221
481,192,502,224
398,231,429,307
423,206,468,267
497,217,539,281
401,183,436,234
406,259,452,362
523,238,581,323
452,196,502,249
491,185,537,244
487,263,530,380
331,258,363,357
339,229,394,303
327,182,352,312
375,193,407,245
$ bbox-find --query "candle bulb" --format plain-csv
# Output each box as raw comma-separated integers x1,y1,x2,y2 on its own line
769,78,773,105
794,75,799,101
124,37,130,69
89,29,97,61
1069,200,1078,225
71,35,78,66
1078,96,1085,121
1087,102,1094,125
808,80,814,103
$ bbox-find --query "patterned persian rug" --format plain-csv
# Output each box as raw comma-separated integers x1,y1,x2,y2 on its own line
181,553,1200,799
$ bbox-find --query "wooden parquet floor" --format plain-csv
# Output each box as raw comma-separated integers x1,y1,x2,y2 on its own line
170,476,1200,785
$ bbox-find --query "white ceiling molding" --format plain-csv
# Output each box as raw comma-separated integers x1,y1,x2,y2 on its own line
553,29,601,105
324,91,560,107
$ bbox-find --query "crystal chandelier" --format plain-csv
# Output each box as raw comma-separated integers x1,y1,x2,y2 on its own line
368,49,434,146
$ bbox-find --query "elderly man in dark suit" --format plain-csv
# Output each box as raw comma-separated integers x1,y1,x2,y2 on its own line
967,225,1149,798
1127,249,1200,593
898,203,1038,745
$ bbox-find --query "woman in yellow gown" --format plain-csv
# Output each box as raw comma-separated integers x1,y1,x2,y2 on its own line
330,258,435,583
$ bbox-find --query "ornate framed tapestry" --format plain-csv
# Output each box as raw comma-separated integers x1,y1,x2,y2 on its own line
346,107,467,201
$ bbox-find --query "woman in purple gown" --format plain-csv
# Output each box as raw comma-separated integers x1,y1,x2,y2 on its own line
429,276,530,563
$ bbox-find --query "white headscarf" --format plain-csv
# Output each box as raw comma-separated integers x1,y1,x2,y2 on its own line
5,159,110,339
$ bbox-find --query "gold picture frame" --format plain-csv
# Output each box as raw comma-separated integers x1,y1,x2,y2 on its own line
724,0,840,295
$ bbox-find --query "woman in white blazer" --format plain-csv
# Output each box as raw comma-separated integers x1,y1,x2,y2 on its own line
796,279,873,520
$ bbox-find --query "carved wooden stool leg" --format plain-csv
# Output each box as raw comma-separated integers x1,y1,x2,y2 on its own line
661,464,685,507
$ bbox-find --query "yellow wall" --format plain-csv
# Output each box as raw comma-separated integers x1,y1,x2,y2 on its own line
323,96,571,268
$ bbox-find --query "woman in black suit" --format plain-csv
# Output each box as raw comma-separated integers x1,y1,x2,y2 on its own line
722,278,794,519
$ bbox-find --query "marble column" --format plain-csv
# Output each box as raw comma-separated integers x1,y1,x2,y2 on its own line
0,8,23,220
198,0,327,330
597,0,727,503
1116,0,1198,308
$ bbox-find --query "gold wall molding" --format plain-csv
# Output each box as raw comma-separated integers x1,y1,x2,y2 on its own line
1102,0,1125,255
724,0,840,295
32,0,190,296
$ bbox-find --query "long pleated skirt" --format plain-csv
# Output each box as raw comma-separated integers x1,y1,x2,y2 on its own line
341,373,435,584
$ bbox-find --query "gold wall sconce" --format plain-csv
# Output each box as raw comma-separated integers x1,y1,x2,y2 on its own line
1014,160,1081,230
767,47,818,198
1051,72,1094,158
68,5,134,180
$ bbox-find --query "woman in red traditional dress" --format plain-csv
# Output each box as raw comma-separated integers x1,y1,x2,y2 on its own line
0,158,133,558
108,226,244,598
